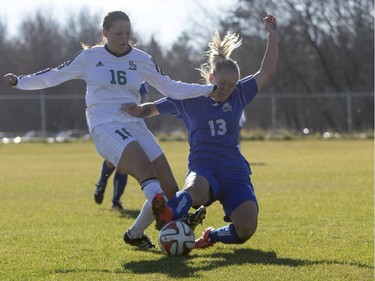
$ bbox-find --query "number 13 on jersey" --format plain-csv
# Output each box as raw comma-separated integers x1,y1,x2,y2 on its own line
208,119,227,136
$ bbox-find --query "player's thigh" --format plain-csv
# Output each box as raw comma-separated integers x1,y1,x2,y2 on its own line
131,122,163,162
183,172,212,206
92,122,158,181
92,122,135,167
118,141,156,182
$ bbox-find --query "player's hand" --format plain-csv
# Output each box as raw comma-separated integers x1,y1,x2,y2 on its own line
263,15,277,32
3,73,18,87
121,103,143,117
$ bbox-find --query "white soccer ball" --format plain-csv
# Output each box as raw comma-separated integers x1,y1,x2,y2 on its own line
158,221,195,256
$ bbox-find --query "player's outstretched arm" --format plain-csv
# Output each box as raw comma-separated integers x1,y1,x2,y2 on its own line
254,15,278,90
122,102,159,118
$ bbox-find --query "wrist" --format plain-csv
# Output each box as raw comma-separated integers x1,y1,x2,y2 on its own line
11,77,18,86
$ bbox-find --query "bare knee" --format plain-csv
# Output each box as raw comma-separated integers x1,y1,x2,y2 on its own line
234,221,257,242
230,200,258,242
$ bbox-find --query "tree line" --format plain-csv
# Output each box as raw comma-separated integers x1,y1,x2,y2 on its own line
0,0,373,134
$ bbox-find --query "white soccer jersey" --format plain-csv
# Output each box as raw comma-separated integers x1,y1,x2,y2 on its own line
14,45,214,133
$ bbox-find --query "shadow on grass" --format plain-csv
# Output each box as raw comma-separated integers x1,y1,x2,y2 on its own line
119,209,140,219
249,162,266,166
121,248,373,279
106,208,140,219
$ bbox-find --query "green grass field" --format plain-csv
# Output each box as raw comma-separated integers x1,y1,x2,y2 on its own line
0,140,373,281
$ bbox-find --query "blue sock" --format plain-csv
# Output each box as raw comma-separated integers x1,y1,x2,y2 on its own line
98,161,115,186
209,224,244,244
112,172,128,204
167,191,192,220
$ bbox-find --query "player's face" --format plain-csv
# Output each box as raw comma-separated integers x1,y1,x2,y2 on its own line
210,69,239,102
103,20,132,54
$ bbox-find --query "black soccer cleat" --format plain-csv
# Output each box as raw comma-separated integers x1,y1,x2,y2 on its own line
123,229,155,249
111,201,125,213
94,183,106,204
181,205,207,231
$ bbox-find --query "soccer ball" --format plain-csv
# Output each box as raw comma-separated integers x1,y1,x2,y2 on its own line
158,221,195,256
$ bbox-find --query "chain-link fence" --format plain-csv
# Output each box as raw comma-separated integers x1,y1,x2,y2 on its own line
0,92,373,140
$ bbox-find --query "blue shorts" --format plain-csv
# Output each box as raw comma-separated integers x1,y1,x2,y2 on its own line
189,166,258,222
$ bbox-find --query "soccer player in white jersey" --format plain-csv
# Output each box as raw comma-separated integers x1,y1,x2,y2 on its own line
94,82,150,212
123,15,278,249
3,11,217,249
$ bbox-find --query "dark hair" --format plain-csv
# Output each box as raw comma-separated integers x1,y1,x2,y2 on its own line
102,11,130,30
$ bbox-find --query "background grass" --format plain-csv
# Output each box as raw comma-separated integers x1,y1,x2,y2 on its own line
0,140,373,280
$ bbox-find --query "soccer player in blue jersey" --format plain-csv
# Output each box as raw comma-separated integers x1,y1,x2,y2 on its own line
94,82,150,212
122,15,278,249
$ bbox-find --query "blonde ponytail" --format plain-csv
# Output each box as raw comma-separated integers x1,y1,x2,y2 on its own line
198,31,242,84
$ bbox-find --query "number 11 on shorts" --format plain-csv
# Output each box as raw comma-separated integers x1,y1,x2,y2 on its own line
115,128,132,140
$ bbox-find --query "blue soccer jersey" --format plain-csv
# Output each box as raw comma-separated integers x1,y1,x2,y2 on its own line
155,75,258,173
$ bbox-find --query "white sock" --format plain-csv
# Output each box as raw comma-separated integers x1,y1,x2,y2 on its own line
141,178,163,202
129,200,154,238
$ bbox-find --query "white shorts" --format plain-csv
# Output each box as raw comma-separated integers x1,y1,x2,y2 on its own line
91,121,163,167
